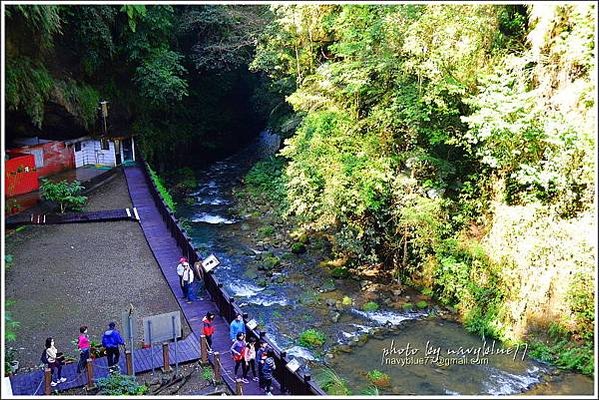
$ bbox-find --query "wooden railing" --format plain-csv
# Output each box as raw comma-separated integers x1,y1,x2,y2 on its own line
137,160,326,396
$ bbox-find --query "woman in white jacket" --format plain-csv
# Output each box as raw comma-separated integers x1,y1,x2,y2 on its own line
45,337,66,386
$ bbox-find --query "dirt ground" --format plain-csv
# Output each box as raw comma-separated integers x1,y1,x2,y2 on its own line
5,171,191,370
59,362,231,396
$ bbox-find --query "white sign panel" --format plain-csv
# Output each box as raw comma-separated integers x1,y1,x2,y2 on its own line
246,319,258,330
286,358,301,373
202,254,221,273
143,311,182,344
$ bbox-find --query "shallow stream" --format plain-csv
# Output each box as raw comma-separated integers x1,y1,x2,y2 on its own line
176,132,594,395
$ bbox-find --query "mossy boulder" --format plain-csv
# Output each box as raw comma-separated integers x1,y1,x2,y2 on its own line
362,301,380,312
298,329,326,348
291,242,307,254
331,267,350,279
416,300,428,309
402,303,414,311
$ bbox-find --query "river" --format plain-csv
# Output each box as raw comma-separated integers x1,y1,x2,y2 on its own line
176,131,594,396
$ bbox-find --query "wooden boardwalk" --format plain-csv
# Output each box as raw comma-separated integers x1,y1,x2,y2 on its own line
8,167,280,396
9,335,200,395
123,166,279,395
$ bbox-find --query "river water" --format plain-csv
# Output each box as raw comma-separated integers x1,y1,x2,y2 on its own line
176,132,595,396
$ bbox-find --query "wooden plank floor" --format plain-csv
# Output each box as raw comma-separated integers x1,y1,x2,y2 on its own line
123,166,278,396
9,334,200,395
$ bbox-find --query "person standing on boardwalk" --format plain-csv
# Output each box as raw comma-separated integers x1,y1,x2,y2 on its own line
230,332,249,383
102,322,125,371
260,349,276,394
44,337,66,386
202,312,216,351
229,314,246,342
182,262,195,302
176,257,188,297
244,336,259,382
76,326,90,374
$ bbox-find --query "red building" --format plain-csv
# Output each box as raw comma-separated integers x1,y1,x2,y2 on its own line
5,152,39,197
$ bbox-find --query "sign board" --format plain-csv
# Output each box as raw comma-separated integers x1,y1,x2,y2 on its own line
201,254,220,273
121,307,137,340
143,311,182,344
286,358,301,373
246,319,258,330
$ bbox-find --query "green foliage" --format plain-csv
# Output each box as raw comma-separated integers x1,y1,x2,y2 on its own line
366,369,391,388
567,273,594,342
40,179,87,213
54,79,100,128
4,300,20,343
291,242,306,254
121,4,147,32
134,47,188,108
96,373,149,395
415,300,428,309
147,164,176,213
258,225,275,237
316,367,352,396
202,366,214,381
5,58,54,127
362,302,380,312
5,255,14,271
529,339,594,376
330,267,350,279
298,329,326,348
402,303,413,311
263,253,281,270
241,156,288,214
361,385,381,396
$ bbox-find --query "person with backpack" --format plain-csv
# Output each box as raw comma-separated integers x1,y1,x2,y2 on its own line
76,326,90,374
230,332,249,383
260,349,276,394
101,322,125,371
43,337,66,386
229,314,246,342
202,312,216,351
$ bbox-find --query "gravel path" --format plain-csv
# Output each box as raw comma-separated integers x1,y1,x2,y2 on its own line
5,171,191,370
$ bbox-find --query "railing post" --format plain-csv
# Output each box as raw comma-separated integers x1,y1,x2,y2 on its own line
162,342,171,372
200,335,208,364
86,358,95,390
44,367,52,395
235,379,244,395
304,373,312,394
125,350,133,375
214,352,221,383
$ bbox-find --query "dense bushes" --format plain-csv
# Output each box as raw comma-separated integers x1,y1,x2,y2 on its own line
249,3,595,375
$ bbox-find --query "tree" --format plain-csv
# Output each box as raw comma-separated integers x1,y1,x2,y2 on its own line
40,179,87,213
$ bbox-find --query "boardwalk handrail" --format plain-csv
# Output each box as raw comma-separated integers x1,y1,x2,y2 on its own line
136,159,326,396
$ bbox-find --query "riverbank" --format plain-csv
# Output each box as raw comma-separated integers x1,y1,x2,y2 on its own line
5,171,191,371
228,155,594,386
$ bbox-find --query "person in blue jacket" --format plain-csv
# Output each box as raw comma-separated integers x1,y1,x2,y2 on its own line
102,322,125,371
229,314,246,342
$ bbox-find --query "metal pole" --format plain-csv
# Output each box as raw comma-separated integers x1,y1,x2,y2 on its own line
128,313,135,376
148,320,153,372
172,315,178,376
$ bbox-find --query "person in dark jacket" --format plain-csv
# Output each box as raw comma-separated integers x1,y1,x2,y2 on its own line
101,322,125,371
202,312,216,351
260,349,276,394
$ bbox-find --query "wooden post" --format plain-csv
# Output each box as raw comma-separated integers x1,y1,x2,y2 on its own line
213,352,221,383
85,358,95,390
304,373,312,393
44,368,52,395
235,379,244,395
125,350,133,375
162,342,171,372
200,335,209,364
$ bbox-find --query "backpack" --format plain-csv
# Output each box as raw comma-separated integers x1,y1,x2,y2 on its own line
40,349,49,365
